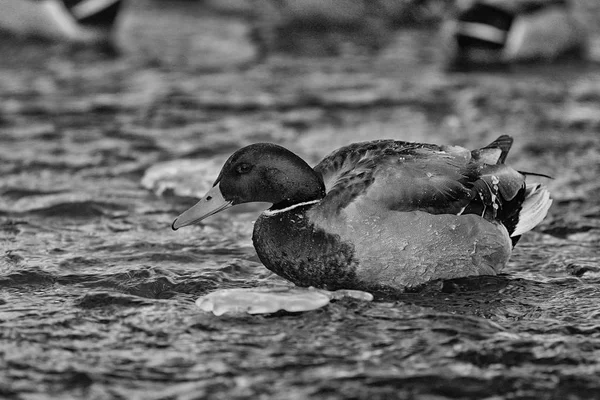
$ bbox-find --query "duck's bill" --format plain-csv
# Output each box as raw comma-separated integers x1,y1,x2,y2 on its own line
172,183,233,230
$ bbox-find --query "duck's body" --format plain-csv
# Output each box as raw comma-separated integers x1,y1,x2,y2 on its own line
443,0,587,70
173,136,551,291
0,0,124,45
253,203,511,290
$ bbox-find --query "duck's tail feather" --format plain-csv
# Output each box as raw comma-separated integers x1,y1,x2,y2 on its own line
472,135,514,164
511,183,552,237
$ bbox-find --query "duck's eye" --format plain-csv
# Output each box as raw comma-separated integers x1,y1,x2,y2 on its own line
235,163,253,174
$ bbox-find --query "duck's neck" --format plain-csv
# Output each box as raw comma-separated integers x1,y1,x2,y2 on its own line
269,168,326,211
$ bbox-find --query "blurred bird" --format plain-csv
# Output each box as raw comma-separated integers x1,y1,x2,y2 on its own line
0,0,124,46
442,0,588,69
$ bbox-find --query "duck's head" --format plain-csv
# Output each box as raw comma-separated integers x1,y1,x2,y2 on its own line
172,143,325,230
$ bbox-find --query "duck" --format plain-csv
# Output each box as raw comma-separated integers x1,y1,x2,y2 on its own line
0,0,124,46
442,0,588,70
172,136,552,291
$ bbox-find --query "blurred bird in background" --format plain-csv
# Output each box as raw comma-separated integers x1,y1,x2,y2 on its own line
442,0,588,70
0,0,124,48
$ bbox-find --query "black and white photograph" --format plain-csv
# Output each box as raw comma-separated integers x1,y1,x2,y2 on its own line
1,0,599,399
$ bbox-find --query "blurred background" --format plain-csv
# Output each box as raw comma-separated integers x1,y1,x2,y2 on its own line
1,1,600,399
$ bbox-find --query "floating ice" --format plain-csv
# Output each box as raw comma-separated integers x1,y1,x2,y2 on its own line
196,286,373,316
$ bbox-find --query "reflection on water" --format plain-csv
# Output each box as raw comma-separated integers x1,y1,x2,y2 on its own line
1,2,600,399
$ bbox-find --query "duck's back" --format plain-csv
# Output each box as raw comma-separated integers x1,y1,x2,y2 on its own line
314,137,540,230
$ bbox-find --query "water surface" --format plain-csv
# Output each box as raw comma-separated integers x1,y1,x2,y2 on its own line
1,2,600,399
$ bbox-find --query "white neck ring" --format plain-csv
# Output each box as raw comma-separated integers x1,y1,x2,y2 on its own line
262,199,320,216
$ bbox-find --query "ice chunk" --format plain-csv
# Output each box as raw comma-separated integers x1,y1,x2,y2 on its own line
196,286,373,315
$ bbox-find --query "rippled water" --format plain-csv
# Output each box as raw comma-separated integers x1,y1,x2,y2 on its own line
1,2,600,399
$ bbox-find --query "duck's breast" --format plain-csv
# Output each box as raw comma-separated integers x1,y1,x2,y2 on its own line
252,205,360,290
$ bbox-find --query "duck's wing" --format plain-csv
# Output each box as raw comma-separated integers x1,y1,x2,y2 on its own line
314,140,479,216
313,136,534,236
314,140,421,207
